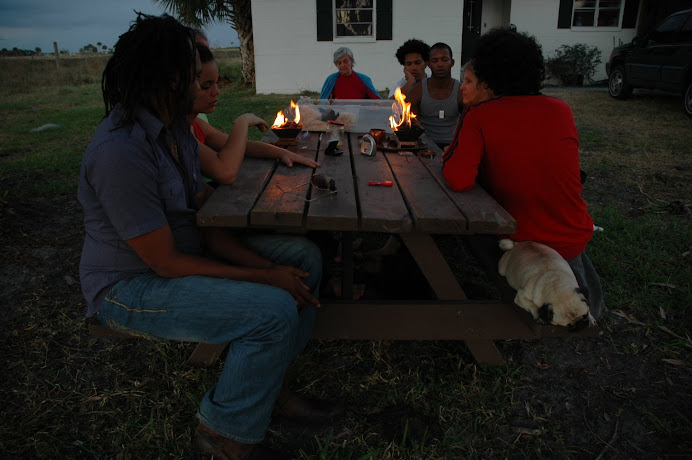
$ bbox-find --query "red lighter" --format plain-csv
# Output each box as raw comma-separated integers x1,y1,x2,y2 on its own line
368,181,393,187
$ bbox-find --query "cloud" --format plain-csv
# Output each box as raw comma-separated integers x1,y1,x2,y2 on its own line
1,0,237,53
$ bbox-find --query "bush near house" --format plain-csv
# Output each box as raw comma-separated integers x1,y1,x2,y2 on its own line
546,43,603,86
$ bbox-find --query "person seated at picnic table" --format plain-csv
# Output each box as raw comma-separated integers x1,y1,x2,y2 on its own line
78,13,343,459
319,47,382,100
192,29,210,123
388,38,431,98
442,26,605,319
189,43,319,185
406,42,464,150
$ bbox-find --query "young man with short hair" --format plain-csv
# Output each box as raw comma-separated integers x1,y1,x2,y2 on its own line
388,38,430,98
407,42,464,149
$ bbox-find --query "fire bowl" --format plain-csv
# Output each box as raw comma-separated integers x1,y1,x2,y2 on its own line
271,125,303,139
393,124,425,143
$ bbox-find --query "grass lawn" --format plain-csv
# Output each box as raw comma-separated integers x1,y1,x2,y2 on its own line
1,54,691,459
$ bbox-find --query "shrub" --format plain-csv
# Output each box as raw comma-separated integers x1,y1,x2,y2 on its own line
546,43,602,86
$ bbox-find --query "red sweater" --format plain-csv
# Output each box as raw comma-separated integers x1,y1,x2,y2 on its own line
191,119,206,143
443,95,593,259
333,72,380,99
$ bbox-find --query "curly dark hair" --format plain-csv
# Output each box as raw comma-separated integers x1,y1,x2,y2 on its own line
470,27,545,96
102,13,196,124
395,39,430,65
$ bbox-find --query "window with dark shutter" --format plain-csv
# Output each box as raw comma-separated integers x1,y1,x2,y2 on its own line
316,0,392,41
335,0,374,38
559,1,638,29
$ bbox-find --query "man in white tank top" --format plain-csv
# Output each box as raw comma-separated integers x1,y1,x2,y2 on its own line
407,42,465,149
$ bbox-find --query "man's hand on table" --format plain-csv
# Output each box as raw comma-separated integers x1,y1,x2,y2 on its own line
265,264,321,308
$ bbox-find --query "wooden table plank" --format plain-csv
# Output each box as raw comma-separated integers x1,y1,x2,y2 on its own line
386,151,468,234
197,157,276,227
305,132,359,231
417,141,516,235
250,133,319,228
351,133,413,233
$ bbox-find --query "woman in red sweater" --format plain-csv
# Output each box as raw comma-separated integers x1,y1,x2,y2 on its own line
443,27,605,318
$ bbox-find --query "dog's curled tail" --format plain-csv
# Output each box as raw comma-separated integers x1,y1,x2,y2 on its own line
498,239,515,252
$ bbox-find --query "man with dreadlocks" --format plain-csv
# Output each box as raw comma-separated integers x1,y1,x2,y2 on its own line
78,14,342,459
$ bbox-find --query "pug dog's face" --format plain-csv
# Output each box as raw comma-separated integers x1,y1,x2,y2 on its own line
538,288,594,331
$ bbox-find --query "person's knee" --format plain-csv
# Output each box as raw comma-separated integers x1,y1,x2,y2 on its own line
253,292,301,341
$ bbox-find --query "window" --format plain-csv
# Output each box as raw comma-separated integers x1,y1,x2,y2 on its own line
316,0,392,41
572,0,621,28
557,0,639,29
335,0,374,38
650,12,690,44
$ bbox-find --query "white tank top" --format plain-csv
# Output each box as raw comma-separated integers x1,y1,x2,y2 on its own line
419,78,461,144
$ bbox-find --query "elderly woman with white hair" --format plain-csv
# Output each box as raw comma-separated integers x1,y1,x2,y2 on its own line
319,47,381,99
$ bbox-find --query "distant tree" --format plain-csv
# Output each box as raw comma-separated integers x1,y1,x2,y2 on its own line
102,44,108,52
59,49,69,55
155,0,255,86
35,47,42,55
96,42,102,53
81,44,98,54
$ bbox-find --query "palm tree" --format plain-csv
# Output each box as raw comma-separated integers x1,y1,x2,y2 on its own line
155,0,255,86
97,42,102,53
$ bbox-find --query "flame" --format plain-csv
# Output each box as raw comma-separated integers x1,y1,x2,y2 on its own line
272,100,301,128
389,87,416,131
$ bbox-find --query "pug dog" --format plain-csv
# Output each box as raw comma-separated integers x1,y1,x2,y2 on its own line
497,239,595,331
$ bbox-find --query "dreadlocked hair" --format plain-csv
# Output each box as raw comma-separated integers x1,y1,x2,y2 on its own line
101,13,196,124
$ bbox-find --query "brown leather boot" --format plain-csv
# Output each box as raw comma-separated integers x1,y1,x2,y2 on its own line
274,387,345,424
193,422,289,460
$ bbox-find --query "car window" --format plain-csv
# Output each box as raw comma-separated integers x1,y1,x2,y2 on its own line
681,14,692,43
651,13,686,43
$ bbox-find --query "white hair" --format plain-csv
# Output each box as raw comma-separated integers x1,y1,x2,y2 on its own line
333,47,355,66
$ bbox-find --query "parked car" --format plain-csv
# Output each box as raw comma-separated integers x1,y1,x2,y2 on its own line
606,8,692,116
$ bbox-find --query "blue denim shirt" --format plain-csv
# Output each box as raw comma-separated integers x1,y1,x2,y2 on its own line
78,105,204,317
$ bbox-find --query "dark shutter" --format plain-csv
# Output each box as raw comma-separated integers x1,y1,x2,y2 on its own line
622,0,640,29
376,0,393,40
316,0,332,41
557,0,573,29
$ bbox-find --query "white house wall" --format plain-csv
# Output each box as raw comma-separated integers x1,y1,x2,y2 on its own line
509,0,639,81
252,0,464,95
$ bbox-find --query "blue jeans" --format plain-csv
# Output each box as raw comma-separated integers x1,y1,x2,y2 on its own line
97,235,321,443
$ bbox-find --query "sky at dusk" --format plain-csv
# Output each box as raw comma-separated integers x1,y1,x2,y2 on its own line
0,0,239,53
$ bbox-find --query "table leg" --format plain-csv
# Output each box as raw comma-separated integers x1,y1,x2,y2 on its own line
464,340,504,366
399,232,467,300
342,232,354,300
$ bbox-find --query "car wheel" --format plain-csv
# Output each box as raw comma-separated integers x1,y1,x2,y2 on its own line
684,81,692,117
608,66,633,99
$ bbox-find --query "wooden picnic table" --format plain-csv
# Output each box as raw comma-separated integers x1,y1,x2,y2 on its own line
195,127,596,365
